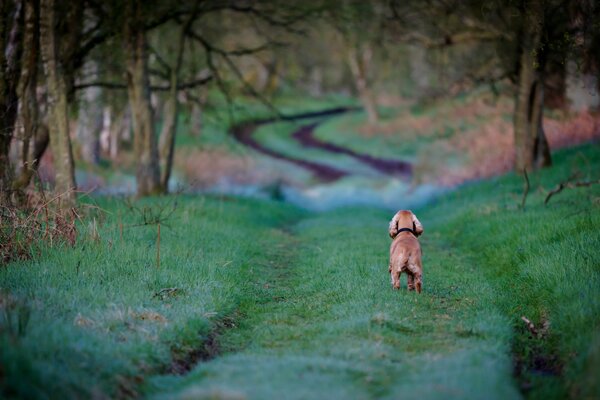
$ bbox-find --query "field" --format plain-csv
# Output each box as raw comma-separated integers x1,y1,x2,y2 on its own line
1,140,599,399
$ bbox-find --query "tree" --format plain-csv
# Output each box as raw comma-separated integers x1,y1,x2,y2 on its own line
12,0,43,200
389,0,578,172
39,0,78,206
329,1,383,124
0,0,23,206
513,0,552,171
123,0,161,196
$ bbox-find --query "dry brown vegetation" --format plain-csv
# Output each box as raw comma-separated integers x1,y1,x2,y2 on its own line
367,93,600,186
175,147,296,189
0,190,79,265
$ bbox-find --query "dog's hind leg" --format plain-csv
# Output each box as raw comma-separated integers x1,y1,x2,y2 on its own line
391,267,401,290
407,274,415,291
407,263,423,294
414,273,422,293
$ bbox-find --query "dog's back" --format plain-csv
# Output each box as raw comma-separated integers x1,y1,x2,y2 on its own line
390,234,421,271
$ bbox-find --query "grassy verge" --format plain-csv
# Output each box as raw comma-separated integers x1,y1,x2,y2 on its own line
0,195,302,398
420,145,600,398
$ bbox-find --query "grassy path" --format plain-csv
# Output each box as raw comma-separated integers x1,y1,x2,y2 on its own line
143,207,520,399
1,146,598,399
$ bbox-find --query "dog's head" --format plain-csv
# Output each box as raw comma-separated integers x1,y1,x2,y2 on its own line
388,210,423,239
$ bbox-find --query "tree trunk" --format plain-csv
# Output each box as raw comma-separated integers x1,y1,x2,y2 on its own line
346,43,378,125
12,0,39,199
39,0,77,206
513,0,552,172
531,80,552,168
124,0,160,197
159,71,178,193
76,60,102,165
0,0,23,206
158,20,189,194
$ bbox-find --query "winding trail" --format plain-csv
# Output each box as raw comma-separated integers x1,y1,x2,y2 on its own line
230,106,411,181
231,121,347,182
292,123,412,177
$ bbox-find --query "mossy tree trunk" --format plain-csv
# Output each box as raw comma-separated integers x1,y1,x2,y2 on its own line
513,0,552,172
39,0,77,207
124,0,160,197
0,0,23,206
158,69,179,193
12,0,42,200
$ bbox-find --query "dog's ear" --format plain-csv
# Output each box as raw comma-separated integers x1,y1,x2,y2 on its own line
388,212,400,238
411,212,424,236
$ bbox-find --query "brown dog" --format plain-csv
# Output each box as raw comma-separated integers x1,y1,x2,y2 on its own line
388,210,424,293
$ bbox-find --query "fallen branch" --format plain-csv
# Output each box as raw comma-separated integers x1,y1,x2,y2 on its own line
544,178,600,205
521,316,550,338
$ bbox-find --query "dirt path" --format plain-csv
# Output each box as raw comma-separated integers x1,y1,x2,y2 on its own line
292,123,412,177
230,107,412,181
231,122,347,182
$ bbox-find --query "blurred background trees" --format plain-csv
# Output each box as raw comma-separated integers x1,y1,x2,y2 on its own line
0,0,598,207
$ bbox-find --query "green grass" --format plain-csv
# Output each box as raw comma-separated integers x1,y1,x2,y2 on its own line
0,196,303,398
312,89,511,166
143,205,520,399
1,144,599,399
419,145,600,399
252,118,380,177
174,91,358,152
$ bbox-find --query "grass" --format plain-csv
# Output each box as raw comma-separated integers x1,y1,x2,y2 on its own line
1,142,599,399
252,118,380,177
0,195,303,398
143,204,520,399
420,145,600,399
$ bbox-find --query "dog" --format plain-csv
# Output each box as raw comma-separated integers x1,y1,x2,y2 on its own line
388,210,424,293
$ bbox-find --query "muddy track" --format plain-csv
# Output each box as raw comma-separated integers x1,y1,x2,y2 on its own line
230,106,411,181
231,122,347,182
292,123,412,177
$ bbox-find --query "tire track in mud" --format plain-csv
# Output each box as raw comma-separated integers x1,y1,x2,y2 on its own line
231,121,347,182
292,123,412,177
230,106,412,181
138,218,304,397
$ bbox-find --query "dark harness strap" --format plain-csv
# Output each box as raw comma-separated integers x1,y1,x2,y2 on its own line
396,227,416,236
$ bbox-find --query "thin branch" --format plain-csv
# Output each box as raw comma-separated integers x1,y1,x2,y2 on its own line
154,76,213,91
74,81,127,90
185,28,283,118
74,76,212,91
545,178,600,205
149,67,170,80
148,44,172,74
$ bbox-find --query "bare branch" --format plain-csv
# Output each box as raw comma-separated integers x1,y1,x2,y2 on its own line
544,178,600,205
74,81,127,90
154,76,213,91
74,76,212,91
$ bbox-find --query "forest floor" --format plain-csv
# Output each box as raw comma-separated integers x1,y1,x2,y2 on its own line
1,142,599,399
